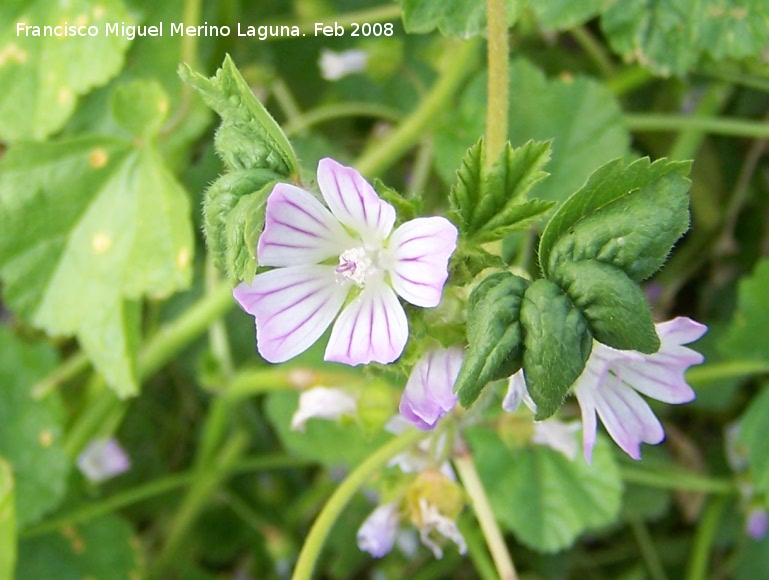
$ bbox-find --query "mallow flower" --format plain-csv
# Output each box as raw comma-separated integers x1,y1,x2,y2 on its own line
573,317,707,462
234,158,457,366
399,347,464,430
77,438,131,483
357,502,400,558
319,48,368,81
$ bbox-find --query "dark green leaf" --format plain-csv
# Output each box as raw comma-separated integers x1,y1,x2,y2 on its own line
737,383,769,497
0,0,133,141
520,279,592,420
530,0,608,30
203,169,281,282
179,55,298,177
456,272,530,408
466,426,622,553
0,327,68,528
553,259,659,353
449,139,553,241
399,0,520,38
540,157,691,282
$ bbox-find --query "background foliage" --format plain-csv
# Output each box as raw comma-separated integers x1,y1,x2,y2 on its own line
2,0,769,578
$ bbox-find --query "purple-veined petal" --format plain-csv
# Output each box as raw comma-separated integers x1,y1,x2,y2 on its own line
593,374,664,460
657,316,708,346
358,502,400,558
316,158,395,243
573,364,602,462
613,360,696,404
325,281,408,365
234,265,348,363
290,387,358,431
502,369,538,413
257,183,355,267
399,347,463,430
388,217,458,307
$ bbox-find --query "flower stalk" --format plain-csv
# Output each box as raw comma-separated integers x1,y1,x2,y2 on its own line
485,0,509,167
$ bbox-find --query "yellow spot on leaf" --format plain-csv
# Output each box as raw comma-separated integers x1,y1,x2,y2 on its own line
89,148,108,168
75,14,88,26
0,44,28,67
58,87,72,104
158,98,169,116
93,5,105,19
176,247,190,269
61,525,86,554
92,232,112,254
39,430,54,447
559,71,574,83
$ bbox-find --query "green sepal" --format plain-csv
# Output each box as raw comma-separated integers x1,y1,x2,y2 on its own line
449,139,553,242
373,178,423,223
540,157,691,282
553,259,659,353
456,272,531,408
203,169,281,282
520,279,592,420
110,80,169,139
179,55,299,177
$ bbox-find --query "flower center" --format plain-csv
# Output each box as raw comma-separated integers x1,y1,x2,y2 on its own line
335,247,376,287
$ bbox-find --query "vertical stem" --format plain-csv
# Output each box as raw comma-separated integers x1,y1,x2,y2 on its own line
454,449,518,580
292,429,426,580
685,497,726,580
485,0,509,166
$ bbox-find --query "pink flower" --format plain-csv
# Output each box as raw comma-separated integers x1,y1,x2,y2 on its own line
399,347,464,430
234,158,457,366
574,317,707,462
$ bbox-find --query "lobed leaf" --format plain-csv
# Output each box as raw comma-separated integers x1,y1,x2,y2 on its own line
520,279,592,420
553,259,659,353
721,259,769,361
179,55,298,177
529,0,608,30
0,0,133,141
466,426,623,553
539,157,691,282
455,272,530,408
0,124,193,397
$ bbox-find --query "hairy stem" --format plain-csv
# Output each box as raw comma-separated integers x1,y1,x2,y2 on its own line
485,0,509,166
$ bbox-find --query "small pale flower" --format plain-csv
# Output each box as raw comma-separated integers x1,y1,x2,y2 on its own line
399,347,464,430
319,48,369,80
503,368,537,413
234,158,457,366
532,420,581,461
574,317,707,462
357,502,400,558
77,438,131,483
747,507,769,540
416,498,467,559
290,386,357,431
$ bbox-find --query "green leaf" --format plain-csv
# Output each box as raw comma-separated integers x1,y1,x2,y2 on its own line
0,0,133,141
553,259,659,353
737,383,769,497
399,0,520,37
466,426,623,553
520,279,592,420
435,58,629,205
449,139,554,241
0,327,69,528
110,79,170,139
265,391,392,468
529,0,608,30
16,514,142,579
455,272,531,408
0,458,16,580
539,157,691,282
721,259,769,361
179,55,299,177
0,135,194,397
601,0,769,76
374,178,423,223
203,169,281,282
